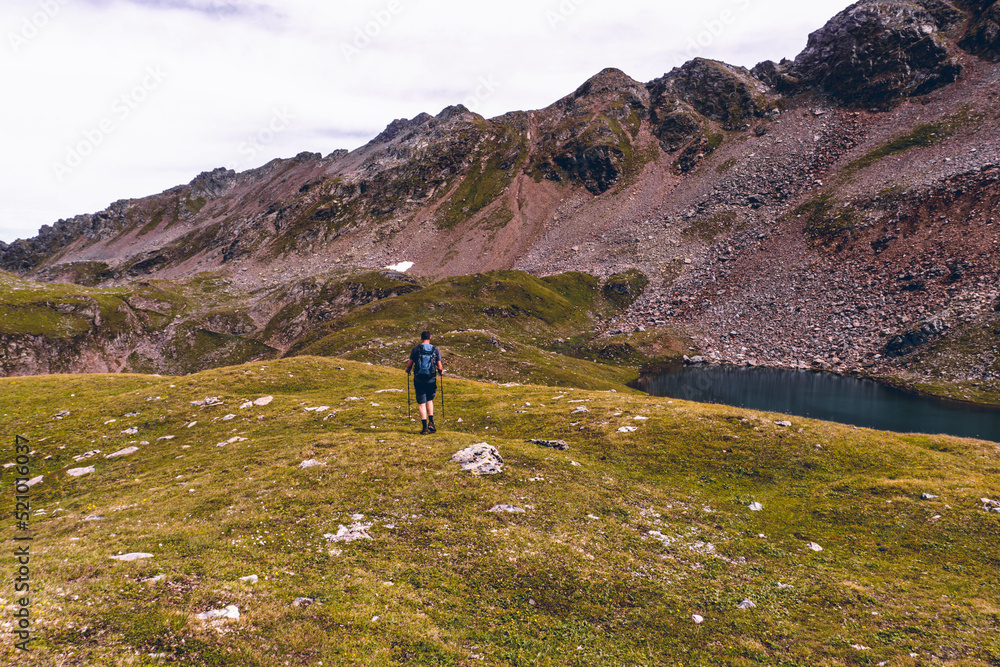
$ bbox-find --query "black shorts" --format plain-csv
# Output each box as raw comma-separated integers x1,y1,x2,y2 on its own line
414,377,437,405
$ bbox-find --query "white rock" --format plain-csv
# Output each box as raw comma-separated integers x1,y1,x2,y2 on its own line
186,421,198,429
324,523,373,543
121,427,139,436
921,493,938,500
748,502,764,512
222,414,236,421
737,599,756,610
253,396,274,406
850,644,871,651
375,389,404,394
157,436,175,441
239,402,254,410
617,426,638,433
239,575,259,584
344,397,363,402
633,416,649,421
571,461,582,467
572,406,590,414
304,406,330,413
774,420,792,428
778,582,794,590
105,447,139,460
299,459,326,469
67,466,95,477
84,515,105,521
111,553,154,562
196,605,240,621
692,614,704,624
489,504,526,514
451,443,504,475
191,397,223,407
26,475,43,487
292,597,314,607
807,542,824,552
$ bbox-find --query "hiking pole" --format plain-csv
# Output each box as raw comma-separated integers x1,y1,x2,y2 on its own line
406,372,411,421
440,372,445,422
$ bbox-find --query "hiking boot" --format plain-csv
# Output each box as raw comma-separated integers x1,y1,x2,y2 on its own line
427,422,437,434
420,426,430,435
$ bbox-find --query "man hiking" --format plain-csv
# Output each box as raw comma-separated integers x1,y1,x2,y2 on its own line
405,331,444,435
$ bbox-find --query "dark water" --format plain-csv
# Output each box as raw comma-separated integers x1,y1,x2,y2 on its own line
635,365,1000,442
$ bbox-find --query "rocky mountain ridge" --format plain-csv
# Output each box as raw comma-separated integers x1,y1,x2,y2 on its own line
3,0,1000,392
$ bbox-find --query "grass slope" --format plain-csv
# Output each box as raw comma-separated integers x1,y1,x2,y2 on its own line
2,357,999,666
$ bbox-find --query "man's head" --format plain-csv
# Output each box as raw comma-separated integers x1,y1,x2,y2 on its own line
420,331,431,342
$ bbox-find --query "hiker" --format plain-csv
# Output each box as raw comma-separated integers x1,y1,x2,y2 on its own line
405,331,444,435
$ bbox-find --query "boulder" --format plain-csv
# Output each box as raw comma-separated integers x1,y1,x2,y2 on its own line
754,0,962,109
451,443,504,475
961,1,1000,61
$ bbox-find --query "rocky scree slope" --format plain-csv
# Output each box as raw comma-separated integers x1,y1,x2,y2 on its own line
2,0,1000,389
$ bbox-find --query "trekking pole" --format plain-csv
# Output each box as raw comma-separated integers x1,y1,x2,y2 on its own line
406,373,411,421
441,372,445,422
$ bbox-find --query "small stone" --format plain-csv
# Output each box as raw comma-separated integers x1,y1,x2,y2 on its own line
157,436,175,442
111,553,154,562
105,447,139,460
921,493,938,500
26,475,43,487
617,426,638,433
572,406,590,414
84,515,105,521
196,605,240,621
775,420,792,428
292,597,314,607
489,504,526,514
324,523,373,543
692,614,704,624
375,389,404,394
222,414,236,421
748,502,764,512
737,599,756,610
343,397,363,402
304,406,330,413
67,466,95,477
239,402,254,410
528,439,569,451
298,460,326,469
240,575,259,584
191,397,223,407
121,427,139,436
778,582,794,590
253,396,274,406
807,542,824,552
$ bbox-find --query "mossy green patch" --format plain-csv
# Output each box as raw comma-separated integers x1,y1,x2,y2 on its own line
793,192,860,240
2,356,999,665
601,270,649,310
844,110,980,176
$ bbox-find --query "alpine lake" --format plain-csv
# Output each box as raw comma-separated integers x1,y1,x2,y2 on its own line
634,364,1000,443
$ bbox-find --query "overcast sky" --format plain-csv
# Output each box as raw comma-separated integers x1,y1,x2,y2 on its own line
0,0,855,243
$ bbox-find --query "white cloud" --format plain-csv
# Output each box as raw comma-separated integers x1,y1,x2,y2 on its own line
0,0,855,243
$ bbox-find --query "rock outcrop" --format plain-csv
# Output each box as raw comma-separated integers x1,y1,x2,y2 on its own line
754,0,963,109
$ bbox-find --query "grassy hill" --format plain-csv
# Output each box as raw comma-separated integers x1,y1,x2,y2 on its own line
2,357,999,666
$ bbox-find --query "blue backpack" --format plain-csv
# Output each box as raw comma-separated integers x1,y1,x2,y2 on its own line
415,344,437,379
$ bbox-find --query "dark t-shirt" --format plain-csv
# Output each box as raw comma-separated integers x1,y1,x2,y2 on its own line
409,343,442,379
